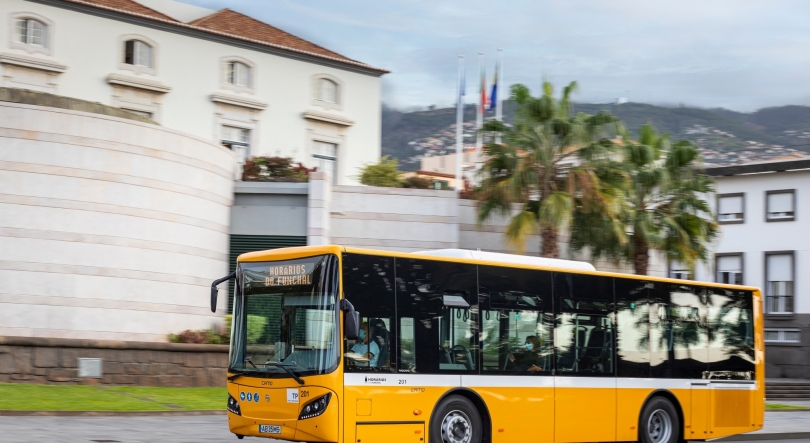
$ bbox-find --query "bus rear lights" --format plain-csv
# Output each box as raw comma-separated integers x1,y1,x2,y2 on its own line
227,394,242,416
299,393,332,420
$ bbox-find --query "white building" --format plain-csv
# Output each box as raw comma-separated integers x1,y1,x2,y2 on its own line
1,0,387,185
691,159,810,378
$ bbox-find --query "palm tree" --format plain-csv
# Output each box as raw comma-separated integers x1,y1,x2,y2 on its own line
477,82,625,258
570,124,718,275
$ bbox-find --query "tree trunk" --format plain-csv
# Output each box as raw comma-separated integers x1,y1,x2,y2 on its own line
540,226,559,258
634,234,649,275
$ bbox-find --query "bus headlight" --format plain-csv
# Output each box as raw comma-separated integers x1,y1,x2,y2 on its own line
298,393,331,420
227,393,241,416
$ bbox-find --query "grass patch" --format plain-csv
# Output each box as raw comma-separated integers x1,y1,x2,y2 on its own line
0,384,226,411
765,403,810,410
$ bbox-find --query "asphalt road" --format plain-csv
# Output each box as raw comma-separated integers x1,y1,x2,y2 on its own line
0,416,807,443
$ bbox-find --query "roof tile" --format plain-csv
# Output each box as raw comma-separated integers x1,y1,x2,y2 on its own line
78,0,179,22
189,9,353,63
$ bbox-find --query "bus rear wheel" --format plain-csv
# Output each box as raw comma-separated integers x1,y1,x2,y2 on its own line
639,396,680,443
430,395,482,443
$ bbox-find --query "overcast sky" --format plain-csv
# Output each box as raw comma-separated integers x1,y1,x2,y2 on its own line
185,0,810,111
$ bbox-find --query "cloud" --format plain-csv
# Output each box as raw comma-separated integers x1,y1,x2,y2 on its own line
183,0,810,111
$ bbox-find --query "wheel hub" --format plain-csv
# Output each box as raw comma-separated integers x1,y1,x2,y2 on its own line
441,410,472,443
647,409,672,443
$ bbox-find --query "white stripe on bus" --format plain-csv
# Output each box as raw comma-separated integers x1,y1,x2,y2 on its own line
344,374,756,390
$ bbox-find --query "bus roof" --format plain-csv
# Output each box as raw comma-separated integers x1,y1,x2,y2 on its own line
236,245,760,292
414,249,596,271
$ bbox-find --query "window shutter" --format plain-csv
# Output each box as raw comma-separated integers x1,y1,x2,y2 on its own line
767,254,792,282
768,193,793,213
227,235,307,313
719,196,742,214
717,255,741,272
124,40,135,64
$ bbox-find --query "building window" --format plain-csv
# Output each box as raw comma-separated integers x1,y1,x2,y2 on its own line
227,61,251,87
716,254,743,285
124,40,153,68
221,125,250,149
318,79,338,103
765,252,794,314
15,18,47,46
766,190,795,222
670,268,690,280
717,193,744,223
312,141,337,184
764,329,801,344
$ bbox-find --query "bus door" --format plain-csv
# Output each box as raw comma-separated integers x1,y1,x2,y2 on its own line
553,273,616,443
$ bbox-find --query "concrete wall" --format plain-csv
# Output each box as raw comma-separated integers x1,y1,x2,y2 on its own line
1,0,382,185
0,101,233,341
328,180,459,252
0,336,227,387
230,182,308,237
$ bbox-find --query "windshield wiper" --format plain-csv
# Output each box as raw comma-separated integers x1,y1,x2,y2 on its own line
265,361,305,385
244,357,258,368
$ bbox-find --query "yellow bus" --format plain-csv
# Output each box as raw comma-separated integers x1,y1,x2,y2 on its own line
210,245,764,443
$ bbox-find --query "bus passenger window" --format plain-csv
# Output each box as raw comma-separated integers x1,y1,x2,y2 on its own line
439,306,475,370
554,272,615,375
400,317,416,372
479,265,553,374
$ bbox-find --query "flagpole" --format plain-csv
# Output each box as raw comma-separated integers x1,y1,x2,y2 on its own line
496,48,503,143
455,55,464,195
475,52,484,181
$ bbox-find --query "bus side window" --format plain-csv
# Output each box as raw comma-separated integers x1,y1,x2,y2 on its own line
554,273,615,375
400,317,416,372
615,279,652,378
342,253,396,373
479,265,553,374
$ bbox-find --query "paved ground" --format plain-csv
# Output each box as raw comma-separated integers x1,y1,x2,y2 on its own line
1,412,809,443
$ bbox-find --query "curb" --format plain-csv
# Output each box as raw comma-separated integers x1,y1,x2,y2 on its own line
713,432,810,441
0,410,226,417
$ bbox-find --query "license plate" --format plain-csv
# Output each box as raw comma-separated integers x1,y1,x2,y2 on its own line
259,425,281,434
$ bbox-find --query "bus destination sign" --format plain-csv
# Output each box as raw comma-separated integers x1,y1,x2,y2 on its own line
264,264,312,287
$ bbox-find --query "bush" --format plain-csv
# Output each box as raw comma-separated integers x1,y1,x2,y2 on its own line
401,176,433,189
246,315,267,344
242,156,316,182
167,315,232,344
358,156,403,187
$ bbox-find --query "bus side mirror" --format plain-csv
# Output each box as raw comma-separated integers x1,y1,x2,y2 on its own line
341,298,360,340
345,311,360,340
210,272,236,313
210,286,218,313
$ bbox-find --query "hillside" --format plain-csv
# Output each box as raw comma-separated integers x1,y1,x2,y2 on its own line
382,102,810,170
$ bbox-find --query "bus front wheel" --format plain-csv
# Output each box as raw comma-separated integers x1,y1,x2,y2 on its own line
430,395,482,443
639,396,680,443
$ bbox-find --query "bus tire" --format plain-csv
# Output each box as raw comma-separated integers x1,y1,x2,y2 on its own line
430,395,482,443
639,396,680,443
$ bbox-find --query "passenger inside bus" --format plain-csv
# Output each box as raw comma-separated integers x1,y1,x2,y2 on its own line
347,322,379,367
508,335,545,372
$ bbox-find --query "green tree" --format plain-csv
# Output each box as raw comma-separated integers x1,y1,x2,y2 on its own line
571,124,718,275
477,81,626,258
358,156,403,187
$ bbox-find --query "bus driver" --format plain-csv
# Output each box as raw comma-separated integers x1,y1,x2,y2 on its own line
348,322,379,367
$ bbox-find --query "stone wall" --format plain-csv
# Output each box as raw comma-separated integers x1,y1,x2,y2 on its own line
0,336,228,387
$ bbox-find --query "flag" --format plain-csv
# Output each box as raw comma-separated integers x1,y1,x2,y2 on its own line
488,60,499,111
480,65,488,114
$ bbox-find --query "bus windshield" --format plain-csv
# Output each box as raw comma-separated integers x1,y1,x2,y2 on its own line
229,254,339,378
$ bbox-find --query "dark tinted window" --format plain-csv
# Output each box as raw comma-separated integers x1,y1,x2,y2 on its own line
707,288,755,380
479,266,553,374
649,283,708,379
397,258,478,374
616,279,652,378
342,253,396,373
554,273,614,375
